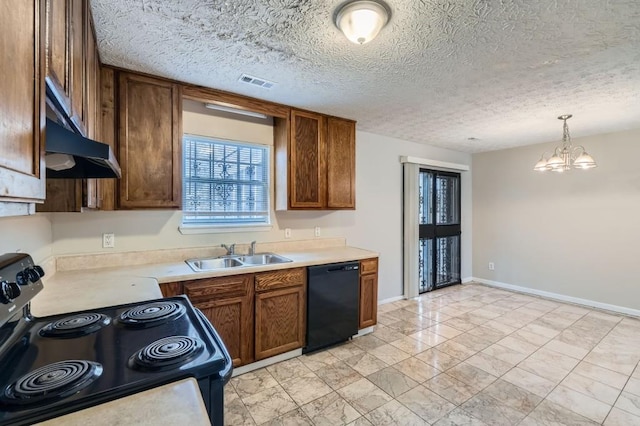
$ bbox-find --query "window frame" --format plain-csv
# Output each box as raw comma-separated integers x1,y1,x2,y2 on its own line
179,133,272,233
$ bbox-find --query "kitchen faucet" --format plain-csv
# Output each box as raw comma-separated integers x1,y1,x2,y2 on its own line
221,243,236,255
249,241,257,256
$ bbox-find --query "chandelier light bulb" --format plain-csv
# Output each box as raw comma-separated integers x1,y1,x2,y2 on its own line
573,151,597,169
546,154,564,170
533,157,549,172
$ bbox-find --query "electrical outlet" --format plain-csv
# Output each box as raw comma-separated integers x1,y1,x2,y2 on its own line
284,228,291,239
314,226,321,237
488,262,495,271
102,233,115,248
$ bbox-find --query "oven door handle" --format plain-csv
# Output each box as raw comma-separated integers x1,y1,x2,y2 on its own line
194,308,233,383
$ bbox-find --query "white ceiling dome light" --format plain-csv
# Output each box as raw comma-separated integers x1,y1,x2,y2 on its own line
334,0,391,45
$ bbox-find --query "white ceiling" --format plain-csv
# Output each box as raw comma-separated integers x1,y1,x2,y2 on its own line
90,0,640,153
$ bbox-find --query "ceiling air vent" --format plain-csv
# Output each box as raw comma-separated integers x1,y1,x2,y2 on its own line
238,74,276,89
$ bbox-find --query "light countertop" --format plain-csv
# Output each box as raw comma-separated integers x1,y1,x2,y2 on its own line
32,245,378,317
29,243,377,425
125,245,378,283
32,271,162,317
35,378,211,426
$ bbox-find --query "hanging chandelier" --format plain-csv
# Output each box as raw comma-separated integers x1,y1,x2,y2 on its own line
534,114,597,172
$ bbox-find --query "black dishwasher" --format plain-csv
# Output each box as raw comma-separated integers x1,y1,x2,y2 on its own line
304,261,360,354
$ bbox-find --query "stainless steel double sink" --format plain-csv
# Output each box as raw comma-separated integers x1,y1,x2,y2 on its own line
186,253,293,272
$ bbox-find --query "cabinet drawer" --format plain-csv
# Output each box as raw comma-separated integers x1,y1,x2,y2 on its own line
360,258,378,275
184,274,252,301
255,268,306,292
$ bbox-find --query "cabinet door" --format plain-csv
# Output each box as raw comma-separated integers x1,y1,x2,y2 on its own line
68,0,85,134
84,12,100,209
289,110,325,209
98,67,117,210
195,296,254,367
184,274,254,367
359,258,379,329
118,72,181,209
326,117,356,209
255,285,305,360
45,0,71,116
0,0,46,203
38,2,100,213
45,0,85,134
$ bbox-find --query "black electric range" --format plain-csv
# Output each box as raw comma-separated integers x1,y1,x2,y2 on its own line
0,253,232,426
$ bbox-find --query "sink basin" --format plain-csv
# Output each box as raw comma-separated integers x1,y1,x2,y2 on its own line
185,252,292,272
235,253,293,265
186,257,243,272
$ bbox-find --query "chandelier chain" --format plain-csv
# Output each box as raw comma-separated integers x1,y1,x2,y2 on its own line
562,118,571,146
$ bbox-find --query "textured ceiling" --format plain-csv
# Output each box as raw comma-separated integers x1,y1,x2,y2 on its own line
90,0,640,153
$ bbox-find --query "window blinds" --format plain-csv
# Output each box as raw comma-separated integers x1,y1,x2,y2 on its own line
182,135,269,225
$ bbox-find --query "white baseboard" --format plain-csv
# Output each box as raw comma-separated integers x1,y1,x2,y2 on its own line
355,326,374,337
378,280,475,304
378,295,404,305
231,348,302,377
472,277,640,318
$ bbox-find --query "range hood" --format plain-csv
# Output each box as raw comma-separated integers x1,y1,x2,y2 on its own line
45,118,121,179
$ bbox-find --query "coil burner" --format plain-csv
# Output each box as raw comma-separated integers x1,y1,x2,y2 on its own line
2,360,102,407
116,301,185,329
129,336,205,371
39,313,111,338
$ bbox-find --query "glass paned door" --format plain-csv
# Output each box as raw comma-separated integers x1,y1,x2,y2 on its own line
418,170,461,293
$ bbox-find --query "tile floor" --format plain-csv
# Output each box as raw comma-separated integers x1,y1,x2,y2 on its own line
224,283,640,425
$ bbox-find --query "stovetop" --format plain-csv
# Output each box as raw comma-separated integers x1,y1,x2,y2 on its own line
0,289,228,425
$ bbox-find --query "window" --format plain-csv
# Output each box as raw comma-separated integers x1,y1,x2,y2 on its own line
182,134,269,227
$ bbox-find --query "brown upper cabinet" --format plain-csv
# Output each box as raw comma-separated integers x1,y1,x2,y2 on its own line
0,0,46,206
117,72,182,209
326,116,356,209
45,0,86,135
35,23,356,214
38,0,102,212
275,110,356,210
84,9,101,209
288,110,326,209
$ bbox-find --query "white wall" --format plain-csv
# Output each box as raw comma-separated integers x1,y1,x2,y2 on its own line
182,100,274,145
472,128,640,310
0,214,53,263
350,132,472,300
50,116,472,301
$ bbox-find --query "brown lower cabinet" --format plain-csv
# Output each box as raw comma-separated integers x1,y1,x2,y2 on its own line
182,274,254,368
159,260,377,367
158,282,181,298
254,268,306,361
359,258,379,329
160,267,306,367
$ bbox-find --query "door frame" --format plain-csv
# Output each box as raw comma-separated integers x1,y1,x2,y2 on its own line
401,157,469,299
